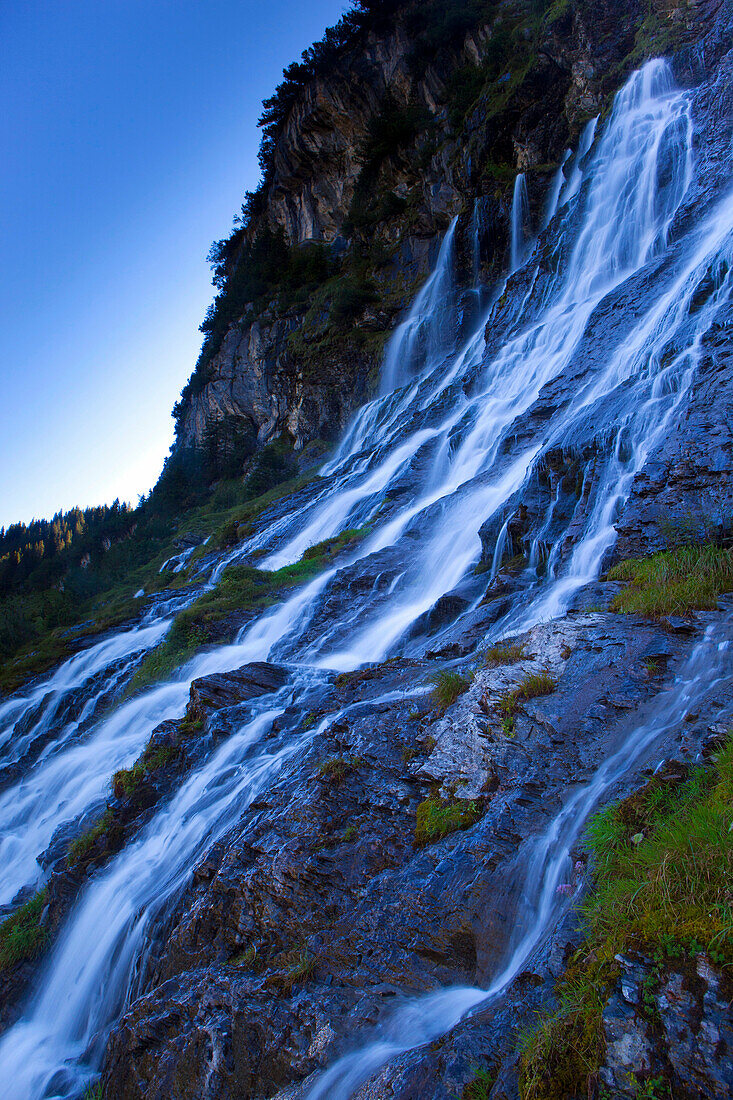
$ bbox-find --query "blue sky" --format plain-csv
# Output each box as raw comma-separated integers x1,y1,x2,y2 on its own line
0,0,347,527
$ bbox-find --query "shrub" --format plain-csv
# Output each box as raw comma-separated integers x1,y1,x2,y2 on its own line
608,543,733,616
0,889,48,970
415,795,483,846
430,670,470,712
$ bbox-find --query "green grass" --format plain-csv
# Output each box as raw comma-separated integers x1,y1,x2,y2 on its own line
112,741,179,800
462,1068,495,1098
519,739,733,1099
0,888,48,970
316,755,363,783
67,809,114,868
229,944,260,970
608,543,733,617
129,526,369,693
266,946,317,992
415,795,483,847
83,1083,104,1100
497,672,556,735
484,642,524,668
429,670,470,712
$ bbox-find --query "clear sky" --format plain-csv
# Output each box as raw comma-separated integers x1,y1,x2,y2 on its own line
0,0,348,528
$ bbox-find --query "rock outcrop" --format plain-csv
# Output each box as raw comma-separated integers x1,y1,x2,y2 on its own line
172,0,711,466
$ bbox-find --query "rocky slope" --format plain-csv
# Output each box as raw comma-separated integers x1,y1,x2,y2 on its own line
172,0,712,467
1,2,733,1099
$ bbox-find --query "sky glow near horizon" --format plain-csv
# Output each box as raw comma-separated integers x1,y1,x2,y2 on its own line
0,0,347,528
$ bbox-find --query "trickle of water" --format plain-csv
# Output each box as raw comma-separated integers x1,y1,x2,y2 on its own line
510,172,530,271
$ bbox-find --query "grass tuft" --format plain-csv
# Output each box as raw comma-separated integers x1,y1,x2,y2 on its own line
609,543,733,617
0,888,48,970
429,670,470,712
462,1068,496,1098
484,642,525,668
415,795,483,846
316,756,363,783
497,671,556,735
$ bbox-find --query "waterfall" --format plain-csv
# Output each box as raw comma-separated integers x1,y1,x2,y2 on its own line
1,58,732,1098
379,217,458,395
542,148,572,228
305,622,733,1099
558,114,598,208
510,172,530,271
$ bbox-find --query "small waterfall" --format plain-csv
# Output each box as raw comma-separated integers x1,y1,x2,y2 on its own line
510,172,530,271
470,197,482,283
304,622,733,1099
559,115,598,209
379,217,458,395
542,148,572,228
1,58,732,1098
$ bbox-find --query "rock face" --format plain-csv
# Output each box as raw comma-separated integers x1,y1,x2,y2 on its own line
99,593,733,1099
172,0,707,462
4,4,733,1098
600,952,733,1097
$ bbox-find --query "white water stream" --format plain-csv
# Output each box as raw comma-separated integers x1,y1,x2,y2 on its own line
0,60,732,1098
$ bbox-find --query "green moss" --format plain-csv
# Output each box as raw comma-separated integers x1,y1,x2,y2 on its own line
519,740,733,1099
67,809,114,867
429,670,470,712
415,795,483,847
317,755,364,783
609,543,733,616
0,888,48,970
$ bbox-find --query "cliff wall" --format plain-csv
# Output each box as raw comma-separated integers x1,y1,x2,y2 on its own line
172,0,708,471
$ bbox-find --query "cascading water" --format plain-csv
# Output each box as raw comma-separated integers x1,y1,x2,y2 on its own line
305,622,733,1100
509,172,530,271
1,58,732,1098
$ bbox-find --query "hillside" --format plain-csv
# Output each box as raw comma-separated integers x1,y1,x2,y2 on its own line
1,1,733,1099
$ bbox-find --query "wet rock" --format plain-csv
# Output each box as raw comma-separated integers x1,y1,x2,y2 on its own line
188,662,290,716
100,599,733,1100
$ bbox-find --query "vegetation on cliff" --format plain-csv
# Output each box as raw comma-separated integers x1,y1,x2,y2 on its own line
0,888,48,971
519,740,733,1099
129,525,370,693
609,542,733,616
0,441,310,695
